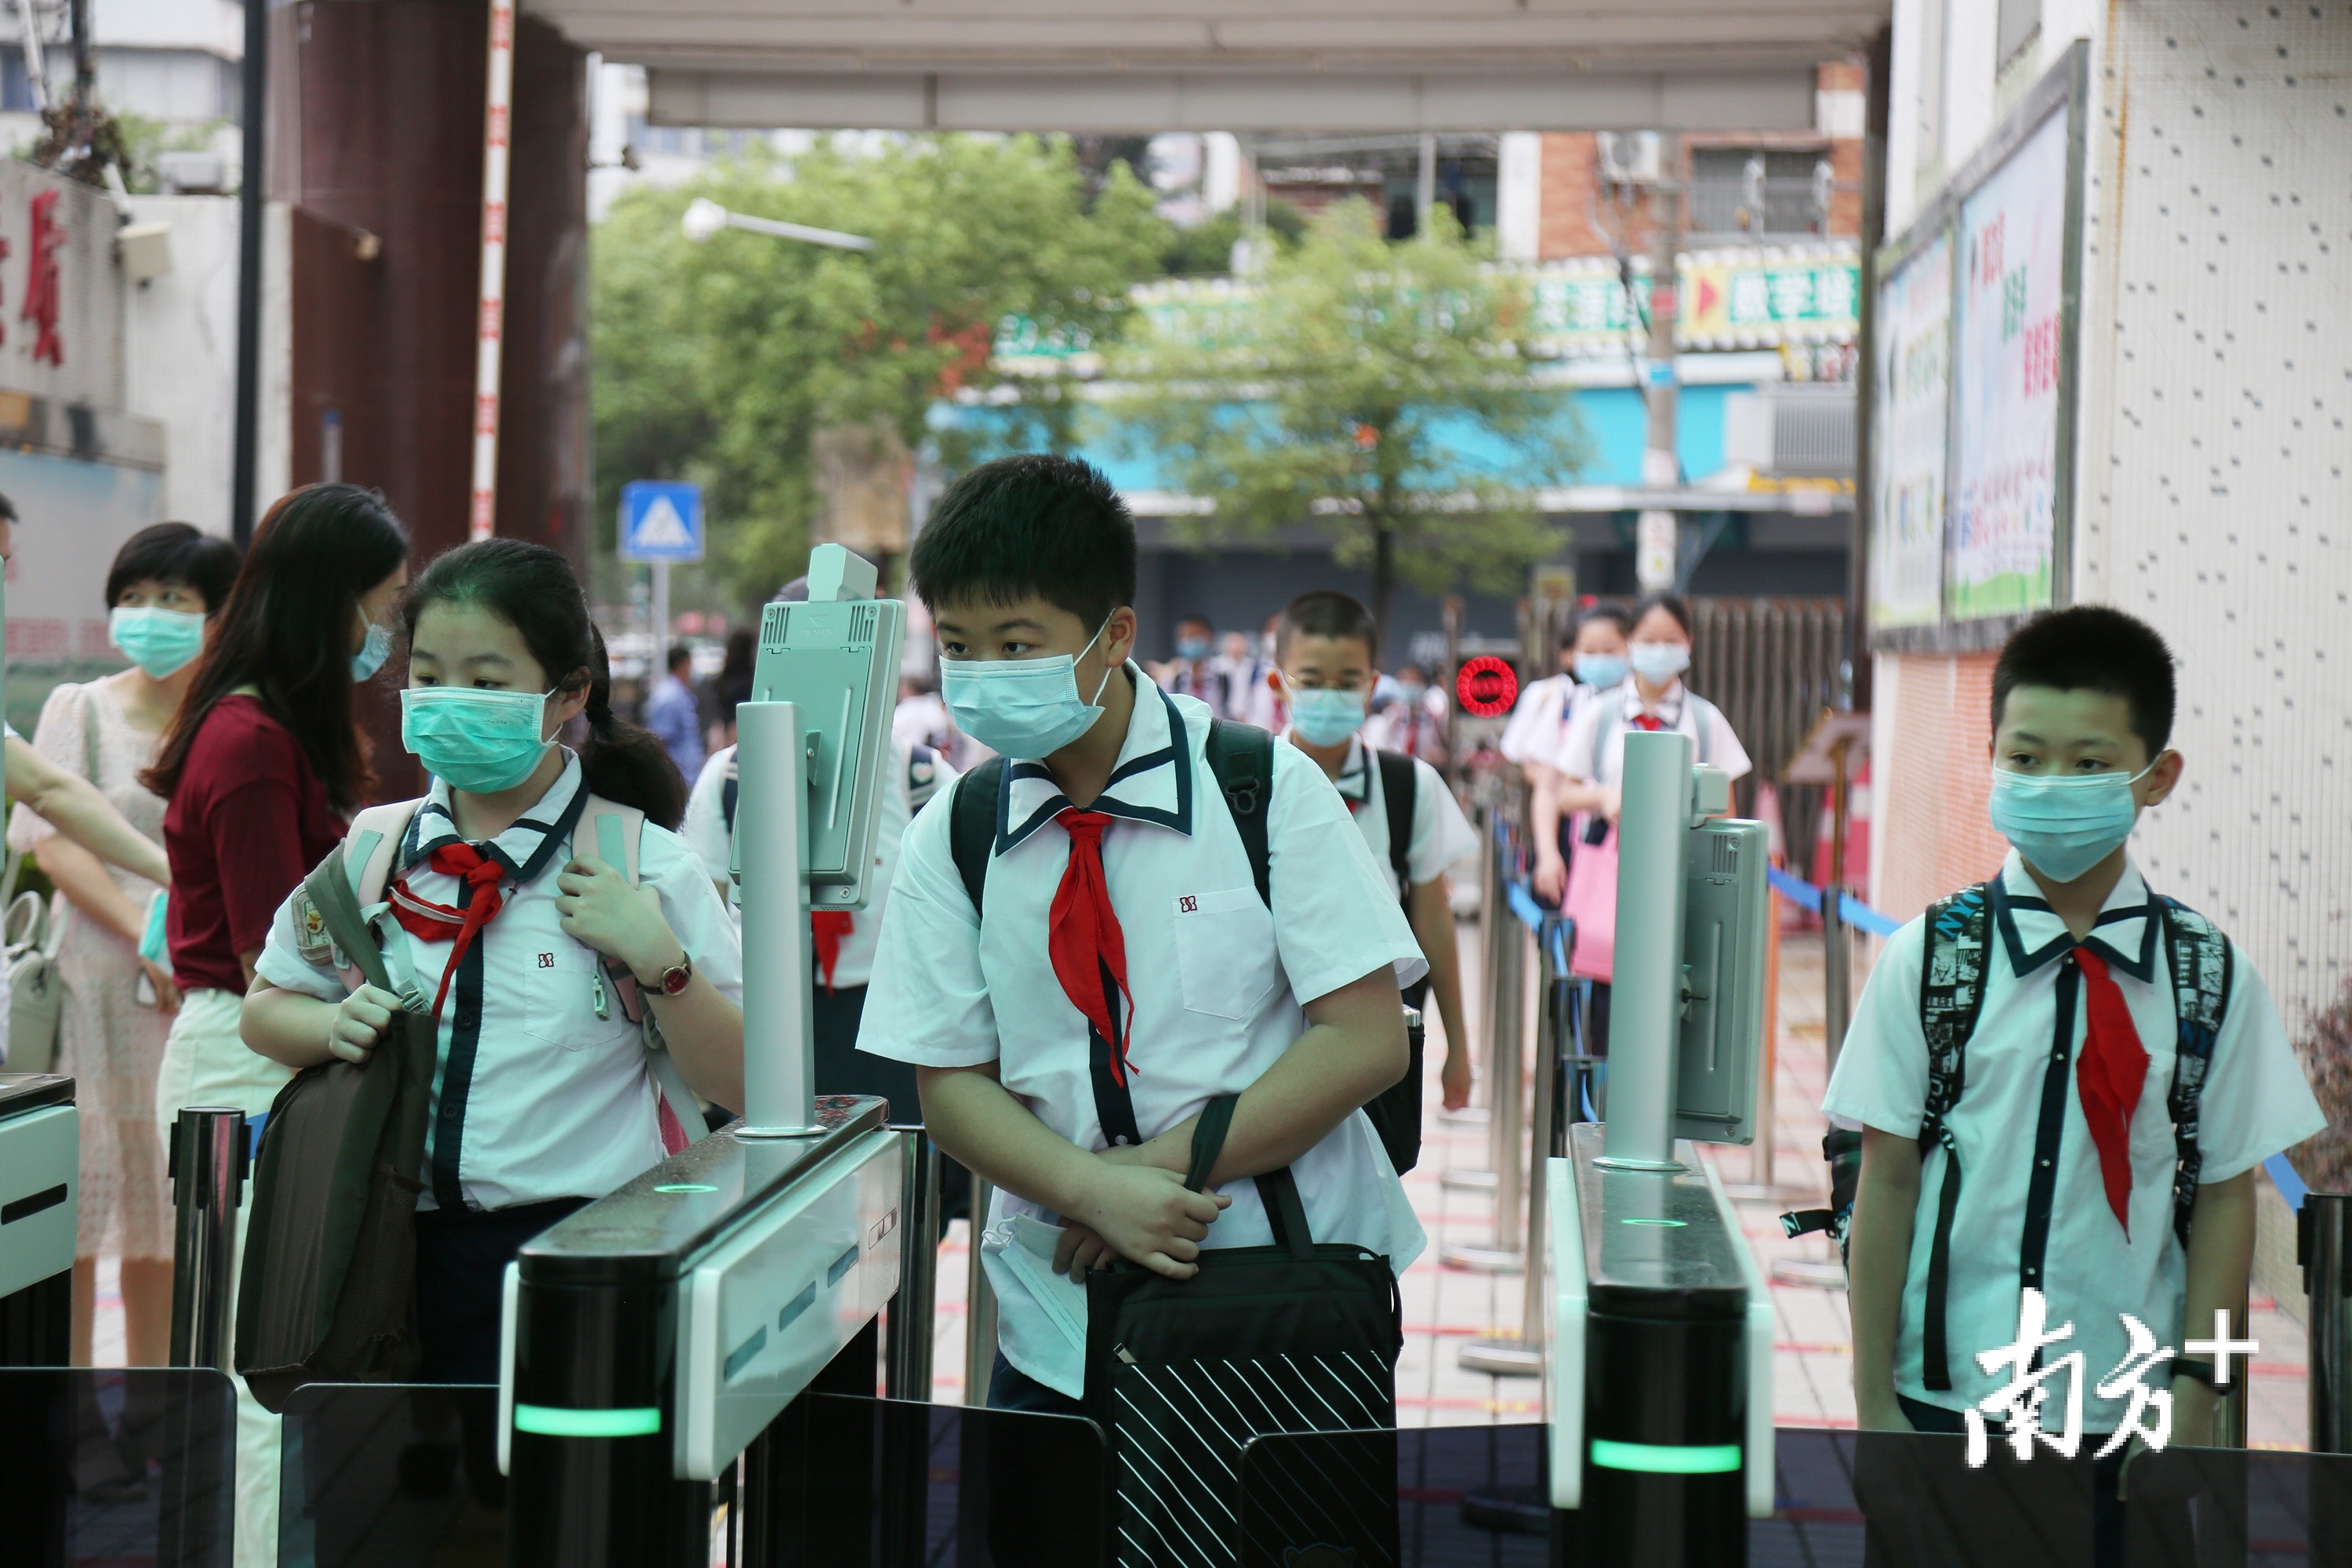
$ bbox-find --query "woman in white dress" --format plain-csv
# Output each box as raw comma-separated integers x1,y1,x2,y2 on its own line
9,523,240,1366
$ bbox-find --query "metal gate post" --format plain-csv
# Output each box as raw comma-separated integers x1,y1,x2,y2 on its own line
167,1107,248,1370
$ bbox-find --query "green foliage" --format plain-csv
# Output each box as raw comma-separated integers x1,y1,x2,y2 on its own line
1109,199,1587,624
1157,199,1307,276
592,136,1165,604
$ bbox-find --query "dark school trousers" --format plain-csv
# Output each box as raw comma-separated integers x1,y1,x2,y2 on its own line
814,981,973,1220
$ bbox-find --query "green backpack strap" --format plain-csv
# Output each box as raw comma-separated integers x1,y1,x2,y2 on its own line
2159,897,2232,1249
948,757,1007,917
1204,718,1274,909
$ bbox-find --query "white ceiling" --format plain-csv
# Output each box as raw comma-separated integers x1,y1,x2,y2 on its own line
527,0,1889,132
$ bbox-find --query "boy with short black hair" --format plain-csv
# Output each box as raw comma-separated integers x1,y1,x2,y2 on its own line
859,454,1426,1420
1273,590,1478,1146
1830,606,2321,1464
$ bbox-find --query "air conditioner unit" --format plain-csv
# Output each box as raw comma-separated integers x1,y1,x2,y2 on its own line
1595,130,1664,187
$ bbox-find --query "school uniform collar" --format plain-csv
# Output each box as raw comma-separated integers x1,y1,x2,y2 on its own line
999,665,1196,851
1989,849,2161,982
1330,734,1374,804
1620,678,1687,728
406,749,591,882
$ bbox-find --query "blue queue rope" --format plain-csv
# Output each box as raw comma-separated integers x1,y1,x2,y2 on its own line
1766,865,1902,939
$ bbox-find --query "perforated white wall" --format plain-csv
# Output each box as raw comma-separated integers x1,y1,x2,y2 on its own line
2070,2,2351,1034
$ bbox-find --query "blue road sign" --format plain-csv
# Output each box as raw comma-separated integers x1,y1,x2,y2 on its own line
619,481,705,563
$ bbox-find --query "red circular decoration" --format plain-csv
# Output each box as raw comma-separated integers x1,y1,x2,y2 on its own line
1454,655,1519,717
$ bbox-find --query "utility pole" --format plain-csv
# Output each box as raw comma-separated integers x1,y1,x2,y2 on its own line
230,0,267,544
1635,133,1682,593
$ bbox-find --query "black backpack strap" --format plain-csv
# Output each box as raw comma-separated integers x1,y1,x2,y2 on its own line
947,757,1005,917
1374,749,1417,904
1203,718,1275,909
720,768,739,836
1185,1092,1314,1262
2160,897,2232,1250
1915,880,1994,1391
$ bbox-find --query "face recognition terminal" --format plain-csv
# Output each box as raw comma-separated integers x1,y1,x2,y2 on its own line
1547,729,1777,1566
0,1074,77,1366
501,545,913,1566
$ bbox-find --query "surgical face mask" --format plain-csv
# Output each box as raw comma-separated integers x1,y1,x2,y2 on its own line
1287,685,1367,746
401,685,556,795
1175,635,1212,662
939,619,1116,760
353,622,394,682
1573,652,1628,688
1987,760,2160,884
1629,642,1690,684
109,605,206,680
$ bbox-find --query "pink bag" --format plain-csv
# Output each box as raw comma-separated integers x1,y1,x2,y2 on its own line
1562,813,1617,982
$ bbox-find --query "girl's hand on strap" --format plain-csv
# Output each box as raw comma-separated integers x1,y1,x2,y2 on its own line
555,855,681,982
328,985,404,1063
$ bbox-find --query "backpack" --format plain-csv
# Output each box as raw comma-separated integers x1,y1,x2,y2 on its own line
236,791,706,1411
1780,880,2231,1392
1363,748,1425,1174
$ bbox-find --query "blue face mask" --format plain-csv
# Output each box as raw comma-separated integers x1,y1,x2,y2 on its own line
1628,643,1690,684
940,619,1116,760
401,686,555,795
1573,652,1628,688
353,622,394,682
1175,636,1212,662
1287,687,1367,746
1987,760,2159,883
110,605,206,680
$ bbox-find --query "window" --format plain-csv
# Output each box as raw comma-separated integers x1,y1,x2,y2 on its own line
1687,148,1831,238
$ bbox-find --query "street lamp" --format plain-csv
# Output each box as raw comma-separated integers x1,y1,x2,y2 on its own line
681,196,873,252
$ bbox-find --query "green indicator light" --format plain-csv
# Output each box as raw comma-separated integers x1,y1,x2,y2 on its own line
654,1183,718,1194
514,1403,662,1439
1620,1217,1689,1228
1590,1438,1741,1474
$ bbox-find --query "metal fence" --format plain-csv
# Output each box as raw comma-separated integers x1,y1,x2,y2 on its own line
1688,597,1847,873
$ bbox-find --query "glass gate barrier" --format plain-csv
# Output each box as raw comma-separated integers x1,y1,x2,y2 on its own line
0,1367,238,1568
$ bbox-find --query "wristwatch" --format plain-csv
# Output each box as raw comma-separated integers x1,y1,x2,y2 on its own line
645,953,694,997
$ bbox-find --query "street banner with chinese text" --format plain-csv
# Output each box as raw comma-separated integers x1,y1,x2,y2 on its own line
1869,230,1952,630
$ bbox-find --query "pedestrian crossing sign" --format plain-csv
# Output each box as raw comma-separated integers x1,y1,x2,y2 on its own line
620,481,705,563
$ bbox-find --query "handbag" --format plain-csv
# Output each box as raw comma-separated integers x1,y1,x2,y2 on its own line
1562,813,1617,982
2,855,64,1073
234,807,439,1412
1083,1094,1403,1568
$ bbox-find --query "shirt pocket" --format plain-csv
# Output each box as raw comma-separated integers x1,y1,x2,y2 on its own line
523,940,623,1051
1171,887,1279,1022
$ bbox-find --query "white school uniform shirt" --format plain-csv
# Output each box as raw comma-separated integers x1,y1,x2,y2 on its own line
256,750,746,1213
858,666,1429,1398
1550,677,1751,786
1498,672,1577,768
1311,733,1479,894
1822,851,2324,1428
683,735,956,991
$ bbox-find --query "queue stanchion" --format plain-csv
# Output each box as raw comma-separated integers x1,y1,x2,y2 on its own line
2307,1193,2352,1454
1443,817,1508,1167
1462,912,1571,1376
1446,853,1527,1272
964,1174,998,1406
167,1107,249,1371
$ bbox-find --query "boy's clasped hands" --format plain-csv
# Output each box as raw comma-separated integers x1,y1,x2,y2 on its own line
1052,1134,1230,1284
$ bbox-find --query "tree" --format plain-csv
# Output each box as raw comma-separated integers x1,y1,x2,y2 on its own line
593,136,1165,604
1109,200,1588,630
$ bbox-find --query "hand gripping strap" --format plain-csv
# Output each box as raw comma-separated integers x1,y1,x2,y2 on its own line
572,796,707,1147
2161,898,2231,1250
1916,881,1992,1392
1185,1093,1316,1263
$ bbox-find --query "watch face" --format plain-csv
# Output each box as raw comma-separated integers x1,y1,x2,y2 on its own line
662,961,692,996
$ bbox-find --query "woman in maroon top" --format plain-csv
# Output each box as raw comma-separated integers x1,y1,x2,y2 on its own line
137,483,405,1565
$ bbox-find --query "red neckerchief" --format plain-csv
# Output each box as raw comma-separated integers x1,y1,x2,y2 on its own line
1048,808,1136,1084
811,910,854,993
387,844,510,1018
1632,713,1668,731
2072,946,2149,1235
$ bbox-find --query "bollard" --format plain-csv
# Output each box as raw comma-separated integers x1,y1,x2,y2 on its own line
964,1174,999,1406
167,1106,247,1370
884,1128,942,1402
2303,1193,2352,1454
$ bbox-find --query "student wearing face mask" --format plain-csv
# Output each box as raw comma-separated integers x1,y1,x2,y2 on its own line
1825,608,2319,1563
1512,601,1632,902
1275,591,1479,1155
140,484,411,1568
1535,592,1749,1055
1163,612,1230,715
7,523,239,1367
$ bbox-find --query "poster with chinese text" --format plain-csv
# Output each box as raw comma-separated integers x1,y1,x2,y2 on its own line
1947,109,2069,621
1869,230,1951,630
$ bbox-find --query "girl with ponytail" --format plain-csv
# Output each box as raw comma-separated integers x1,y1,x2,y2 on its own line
241,537,744,1385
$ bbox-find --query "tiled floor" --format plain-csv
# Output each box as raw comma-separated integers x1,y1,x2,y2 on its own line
89,913,2312,1452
